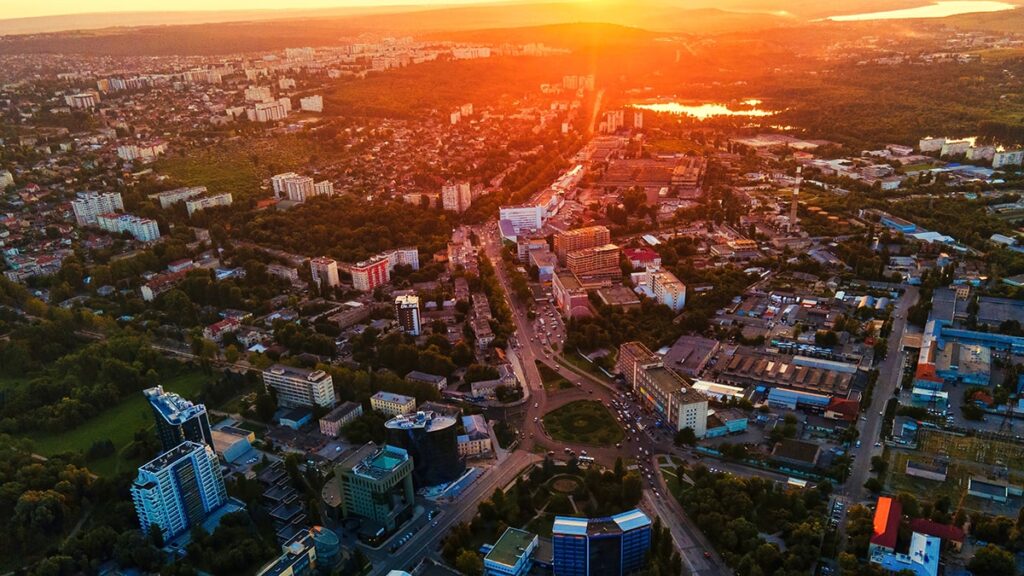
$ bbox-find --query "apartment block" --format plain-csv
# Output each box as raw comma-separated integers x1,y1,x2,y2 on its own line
262,364,336,408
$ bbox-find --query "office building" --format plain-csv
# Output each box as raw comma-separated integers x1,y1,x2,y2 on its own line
484,528,539,576
395,294,422,336
458,414,493,457
351,255,390,292
184,193,233,216
263,364,336,408
97,213,161,242
256,525,341,576
320,401,364,437
370,391,417,417
311,257,340,289
71,191,124,225
499,204,545,238
554,226,611,263
566,244,621,280
144,386,213,452
650,270,686,312
616,342,708,436
131,441,228,541
552,509,652,576
385,411,464,487
334,443,415,532
442,182,472,213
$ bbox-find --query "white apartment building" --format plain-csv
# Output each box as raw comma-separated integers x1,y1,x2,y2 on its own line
262,364,336,408
314,180,334,197
71,191,124,225
299,95,324,112
248,99,289,122
185,193,233,216
65,92,99,108
278,78,296,89
311,256,340,288
651,270,687,312
271,172,299,198
994,150,1024,169
116,141,167,162
150,186,207,209
97,213,161,242
244,85,272,102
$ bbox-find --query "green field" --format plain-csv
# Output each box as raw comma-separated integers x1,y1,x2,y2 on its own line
26,371,207,476
542,400,623,446
154,135,314,200
536,361,573,392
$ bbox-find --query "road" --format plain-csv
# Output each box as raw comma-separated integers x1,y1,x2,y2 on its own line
836,285,918,535
370,451,541,575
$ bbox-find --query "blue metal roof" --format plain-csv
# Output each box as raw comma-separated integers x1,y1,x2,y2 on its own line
611,509,651,532
552,516,589,536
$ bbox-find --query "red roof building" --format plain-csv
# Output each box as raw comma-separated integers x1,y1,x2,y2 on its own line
623,247,662,270
908,518,965,545
869,496,902,553
825,398,860,421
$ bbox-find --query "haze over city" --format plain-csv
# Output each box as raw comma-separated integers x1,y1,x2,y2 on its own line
1,1,1024,576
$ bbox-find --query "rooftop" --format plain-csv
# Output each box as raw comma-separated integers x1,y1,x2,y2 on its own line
372,390,416,404
144,385,206,425
485,527,537,568
321,401,362,423
384,410,457,432
140,440,206,474
870,496,902,550
340,443,410,481
265,364,331,383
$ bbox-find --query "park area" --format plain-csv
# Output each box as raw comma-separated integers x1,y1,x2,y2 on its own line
542,400,623,446
25,371,208,476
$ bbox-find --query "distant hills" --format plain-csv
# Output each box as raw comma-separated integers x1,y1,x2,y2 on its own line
0,0,1022,55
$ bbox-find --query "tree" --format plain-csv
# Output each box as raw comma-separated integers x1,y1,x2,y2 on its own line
674,427,697,446
455,550,483,576
968,544,1017,576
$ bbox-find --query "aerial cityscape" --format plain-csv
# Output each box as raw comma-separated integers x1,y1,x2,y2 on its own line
1,1,1024,575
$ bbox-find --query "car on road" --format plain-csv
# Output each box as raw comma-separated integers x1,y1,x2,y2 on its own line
704,551,712,559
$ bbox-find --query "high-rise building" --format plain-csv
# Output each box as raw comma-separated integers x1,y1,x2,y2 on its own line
395,294,422,336
552,509,653,576
616,342,708,436
144,386,213,452
442,182,472,213
131,441,228,541
334,443,415,532
650,270,686,312
271,172,299,199
566,244,620,280
350,255,391,292
149,186,206,209
299,95,324,112
284,176,315,202
71,191,124,225
554,226,611,263
244,85,272,102
499,204,545,239
262,364,336,408
311,257,340,289
384,411,464,487
313,180,334,197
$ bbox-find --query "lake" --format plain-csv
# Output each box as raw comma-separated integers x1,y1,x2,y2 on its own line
827,1,1015,21
631,100,776,120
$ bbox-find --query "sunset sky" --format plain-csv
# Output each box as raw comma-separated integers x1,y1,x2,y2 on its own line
0,0,497,20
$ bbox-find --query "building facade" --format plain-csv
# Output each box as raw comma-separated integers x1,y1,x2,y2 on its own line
566,244,621,280
370,391,416,416
351,256,391,292
552,510,653,576
385,411,464,487
144,386,213,452
554,226,611,262
335,443,415,532
395,294,422,336
131,441,228,541
71,191,124,225
616,342,708,436
319,401,364,437
263,364,336,408
311,257,340,289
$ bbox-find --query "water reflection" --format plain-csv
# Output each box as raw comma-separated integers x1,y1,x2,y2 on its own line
827,1,1014,21
631,101,776,120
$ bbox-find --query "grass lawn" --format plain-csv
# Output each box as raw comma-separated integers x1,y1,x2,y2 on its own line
559,352,613,383
536,361,573,392
26,371,208,477
525,512,556,538
542,400,623,446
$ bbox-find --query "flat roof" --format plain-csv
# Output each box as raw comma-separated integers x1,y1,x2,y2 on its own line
611,509,651,532
552,516,589,536
485,527,537,568
321,401,362,423
371,391,415,404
